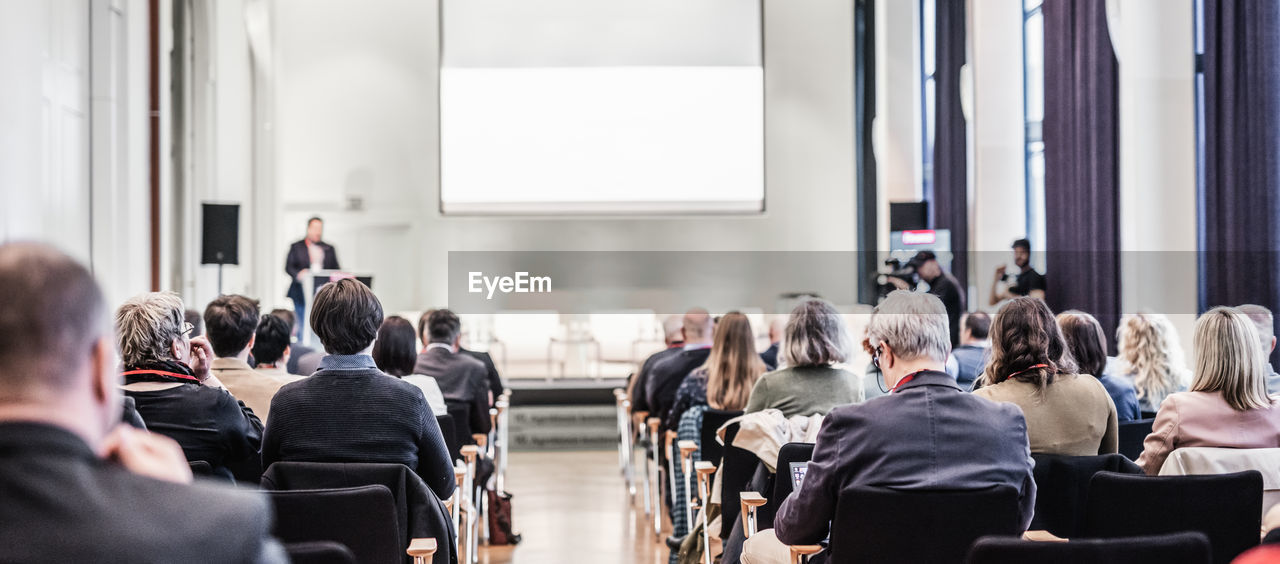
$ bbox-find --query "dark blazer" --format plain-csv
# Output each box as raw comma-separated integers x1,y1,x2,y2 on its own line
126,383,263,479
952,344,989,390
760,342,779,370
262,367,455,500
645,347,713,428
460,348,504,400
630,345,683,414
285,239,339,303
0,422,286,563
413,347,492,434
286,343,316,376
774,370,1037,545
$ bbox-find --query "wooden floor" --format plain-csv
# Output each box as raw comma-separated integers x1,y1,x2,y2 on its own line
479,450,671,564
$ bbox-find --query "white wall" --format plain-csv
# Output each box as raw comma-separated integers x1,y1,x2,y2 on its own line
0,0,152,308
268,0,859,312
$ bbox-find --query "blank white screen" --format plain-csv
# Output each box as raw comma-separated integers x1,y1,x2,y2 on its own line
439,0,764,214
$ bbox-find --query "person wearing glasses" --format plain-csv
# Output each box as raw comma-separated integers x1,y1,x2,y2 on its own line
740,291,1036,564
117,292,264,481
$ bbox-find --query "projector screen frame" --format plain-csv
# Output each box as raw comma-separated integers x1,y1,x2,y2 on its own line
435,0,768,217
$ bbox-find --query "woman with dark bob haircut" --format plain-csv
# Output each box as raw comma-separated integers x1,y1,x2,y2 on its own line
1057,310,1140,421
372,316,447,415
975,297,1118,455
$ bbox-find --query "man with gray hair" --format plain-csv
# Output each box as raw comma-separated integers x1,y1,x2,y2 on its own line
629,315,685,415
743,291,1036,563
1237,304,1280,395
0,243,285,562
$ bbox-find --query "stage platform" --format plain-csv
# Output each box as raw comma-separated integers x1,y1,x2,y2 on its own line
504,377,628,451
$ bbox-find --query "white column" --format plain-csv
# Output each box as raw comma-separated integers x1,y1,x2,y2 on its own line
875,0,922,249
1113,0,1198,356
969,0,1026,309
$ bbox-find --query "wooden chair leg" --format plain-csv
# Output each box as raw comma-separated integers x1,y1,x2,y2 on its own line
678,439,698,533
695,461,717,564
461,445,480,564
789,545,823,564
647,417,662,538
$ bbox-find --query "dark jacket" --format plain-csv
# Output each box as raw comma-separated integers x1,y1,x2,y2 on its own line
0,422,286,563
285,239,339,303
760,343,779,370
645,347,713,429
630,345,683,414
124,361,263,479
951,344,989,390
262,360,455,500
460,348,504,400
774,370,1037,545
413,347,492,435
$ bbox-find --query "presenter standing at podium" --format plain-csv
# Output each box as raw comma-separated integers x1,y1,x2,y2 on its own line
285,217,340,338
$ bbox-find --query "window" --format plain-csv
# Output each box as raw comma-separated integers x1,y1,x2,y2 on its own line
1023,0,1046,253
1193,0,1206,308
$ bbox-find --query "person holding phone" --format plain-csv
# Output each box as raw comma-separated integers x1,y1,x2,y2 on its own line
990,238,1047,306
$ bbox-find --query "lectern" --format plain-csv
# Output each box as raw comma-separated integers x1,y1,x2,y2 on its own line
302,269,374,346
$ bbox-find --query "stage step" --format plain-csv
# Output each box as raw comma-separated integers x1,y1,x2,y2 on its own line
508,405,618,452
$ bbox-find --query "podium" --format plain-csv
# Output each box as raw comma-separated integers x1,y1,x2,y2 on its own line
302,269,374,346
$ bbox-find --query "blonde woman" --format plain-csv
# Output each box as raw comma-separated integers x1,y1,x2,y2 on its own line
1117,312,1191,413
1136,307,1280,474
664,312,768,429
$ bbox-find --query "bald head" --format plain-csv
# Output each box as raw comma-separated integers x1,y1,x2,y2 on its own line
683,308,714,344
1237,304,1277,356
0,243,108,399
661,315,684,345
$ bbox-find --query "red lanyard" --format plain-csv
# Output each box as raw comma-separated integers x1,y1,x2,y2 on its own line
1005,363,1050,381
891,369,931,393
121,369,200,383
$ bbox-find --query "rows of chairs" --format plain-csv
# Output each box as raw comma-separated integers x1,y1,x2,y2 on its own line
190,390,513,564
612,389,1278,564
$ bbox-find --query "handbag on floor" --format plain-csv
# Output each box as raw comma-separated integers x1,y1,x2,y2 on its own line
486,488,522,545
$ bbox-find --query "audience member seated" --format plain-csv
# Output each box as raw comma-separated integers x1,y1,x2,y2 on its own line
252,314,301,382
1136,307,1280,475
1058,310,1141,421
744,299,863,417
975,297,1118,455
628,315,683,416
665,312,766,431
270,308,320,376
262,279,454,499
646,308,717,427
413,309,491,436
1237,304,1280,396
184,308,205,338
952,311,991,390
375,316,447,416
1117,312,1190,413
116,292,264,477
741,291,1035,564
759,316,785,369
207,295,297,422
457,317,505,401
0,242,286,563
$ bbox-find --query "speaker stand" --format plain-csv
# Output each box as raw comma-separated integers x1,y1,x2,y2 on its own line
217,263,224,296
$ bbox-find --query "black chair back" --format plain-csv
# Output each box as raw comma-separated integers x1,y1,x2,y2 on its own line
699,409,743,467
266,485,402,564
436,414,460,463
755,442,816,532
1082,470,1263,564
717,422,762,541
1029,453,1143,537
966,532,1212,564
283,541,358,564
1117,418,1154,461
445,401,474,448
262,461,458,564
831,485,1023,563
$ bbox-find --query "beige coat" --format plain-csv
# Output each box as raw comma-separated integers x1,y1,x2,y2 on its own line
975,372,1118,456
211,358,300,422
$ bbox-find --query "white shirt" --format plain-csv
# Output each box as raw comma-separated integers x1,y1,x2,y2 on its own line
403,374,449,416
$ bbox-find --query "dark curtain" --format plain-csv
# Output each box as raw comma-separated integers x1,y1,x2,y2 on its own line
1201,0,1280,365
933,0,968,293
1042,0,1121,344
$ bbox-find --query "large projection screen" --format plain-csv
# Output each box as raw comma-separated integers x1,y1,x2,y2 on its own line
440,0,764,214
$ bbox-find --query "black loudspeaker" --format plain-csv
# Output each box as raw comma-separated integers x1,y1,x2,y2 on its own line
201,203,240,265
889,201,929,232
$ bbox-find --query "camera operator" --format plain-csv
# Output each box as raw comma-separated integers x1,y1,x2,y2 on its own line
989,238,1046,306
887,251,965,347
